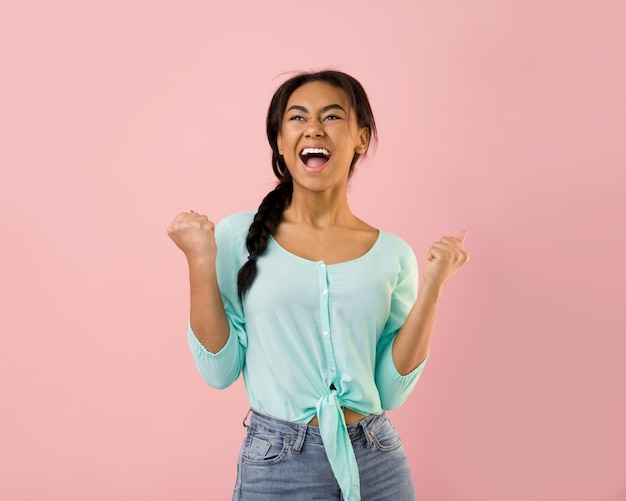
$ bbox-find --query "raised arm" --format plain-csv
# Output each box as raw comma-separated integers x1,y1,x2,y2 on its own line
167,210,230,353
392,230,469,375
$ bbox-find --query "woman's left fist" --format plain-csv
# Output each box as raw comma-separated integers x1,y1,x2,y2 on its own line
423,230,470,287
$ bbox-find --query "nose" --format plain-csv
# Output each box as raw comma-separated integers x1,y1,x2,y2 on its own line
305,119,324,138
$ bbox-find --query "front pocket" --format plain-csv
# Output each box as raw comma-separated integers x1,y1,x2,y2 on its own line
370,419,402,452
242,429,289,465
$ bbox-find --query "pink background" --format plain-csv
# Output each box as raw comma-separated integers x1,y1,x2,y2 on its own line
1,1,625,499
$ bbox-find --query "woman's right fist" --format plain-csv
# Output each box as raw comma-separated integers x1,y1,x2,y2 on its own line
167,211,217,261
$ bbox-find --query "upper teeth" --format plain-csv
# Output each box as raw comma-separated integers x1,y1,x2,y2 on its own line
302,148,330,156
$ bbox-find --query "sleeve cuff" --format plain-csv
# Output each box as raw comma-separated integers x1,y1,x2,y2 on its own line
392,352,428,380
376,343,428,410
187,317,236,358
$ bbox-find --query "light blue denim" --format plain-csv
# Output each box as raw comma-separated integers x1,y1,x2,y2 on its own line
232,410,415,501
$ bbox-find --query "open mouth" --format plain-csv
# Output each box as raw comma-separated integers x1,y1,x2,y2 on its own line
299,147,331,168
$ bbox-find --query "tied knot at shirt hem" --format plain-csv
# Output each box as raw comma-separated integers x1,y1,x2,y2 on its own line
316,392,361,501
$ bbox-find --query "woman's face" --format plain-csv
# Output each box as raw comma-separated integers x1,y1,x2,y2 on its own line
277,81,369,195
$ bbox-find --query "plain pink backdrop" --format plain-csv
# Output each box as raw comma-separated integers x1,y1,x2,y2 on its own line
1,1,625,500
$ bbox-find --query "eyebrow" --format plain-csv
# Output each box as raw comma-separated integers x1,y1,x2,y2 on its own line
286,104,347,114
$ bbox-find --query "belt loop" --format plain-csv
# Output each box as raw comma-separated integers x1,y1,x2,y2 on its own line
242,408,252,429
292,424,307,454
359,419,374,448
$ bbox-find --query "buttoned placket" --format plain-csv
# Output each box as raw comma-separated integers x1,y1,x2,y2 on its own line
304,261,362,500
317,262,337,389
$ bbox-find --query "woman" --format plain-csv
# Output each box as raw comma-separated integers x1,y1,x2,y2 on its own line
168,70,469,500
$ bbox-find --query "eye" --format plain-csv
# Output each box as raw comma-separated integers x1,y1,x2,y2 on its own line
324,115,340,121
288,115,305,121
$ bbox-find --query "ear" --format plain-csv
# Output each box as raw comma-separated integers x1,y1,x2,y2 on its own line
277,132,283,155
355,127,370,154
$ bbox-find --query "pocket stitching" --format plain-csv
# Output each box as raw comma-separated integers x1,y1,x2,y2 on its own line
371,420,402,452
242,433,289,466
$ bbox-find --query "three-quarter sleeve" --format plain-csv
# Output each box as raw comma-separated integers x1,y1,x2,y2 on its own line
374,244,428,409
187,217,248,389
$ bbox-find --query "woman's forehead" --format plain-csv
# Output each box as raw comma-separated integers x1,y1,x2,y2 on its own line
286,81,350,111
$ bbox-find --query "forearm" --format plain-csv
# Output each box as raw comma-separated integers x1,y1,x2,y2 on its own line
188,256,231,353
391,279,444,375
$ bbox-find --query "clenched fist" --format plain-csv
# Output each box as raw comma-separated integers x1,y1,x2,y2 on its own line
423,230,470,287
167,210,217,262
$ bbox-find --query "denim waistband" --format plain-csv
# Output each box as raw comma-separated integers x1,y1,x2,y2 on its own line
244,408,387,446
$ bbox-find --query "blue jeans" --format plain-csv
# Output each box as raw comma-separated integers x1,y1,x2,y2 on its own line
232,409,415,500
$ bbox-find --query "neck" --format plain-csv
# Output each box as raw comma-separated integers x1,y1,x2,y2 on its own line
284,185,353,229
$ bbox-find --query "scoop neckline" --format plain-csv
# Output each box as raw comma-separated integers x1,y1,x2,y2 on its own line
268,230,382,267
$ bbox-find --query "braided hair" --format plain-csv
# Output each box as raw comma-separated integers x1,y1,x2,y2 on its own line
237,70,377,299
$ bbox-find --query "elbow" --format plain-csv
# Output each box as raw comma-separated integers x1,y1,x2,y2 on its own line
195,359,242,390
380,394,409,411
201,373,238,390
188,323,245,390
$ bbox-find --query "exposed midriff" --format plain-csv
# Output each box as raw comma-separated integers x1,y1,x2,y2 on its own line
308,408,366,427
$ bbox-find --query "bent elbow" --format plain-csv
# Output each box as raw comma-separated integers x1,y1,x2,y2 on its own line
380,394,408,411
200,371,239,390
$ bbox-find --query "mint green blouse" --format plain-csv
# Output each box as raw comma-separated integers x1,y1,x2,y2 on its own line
188,211,427,501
